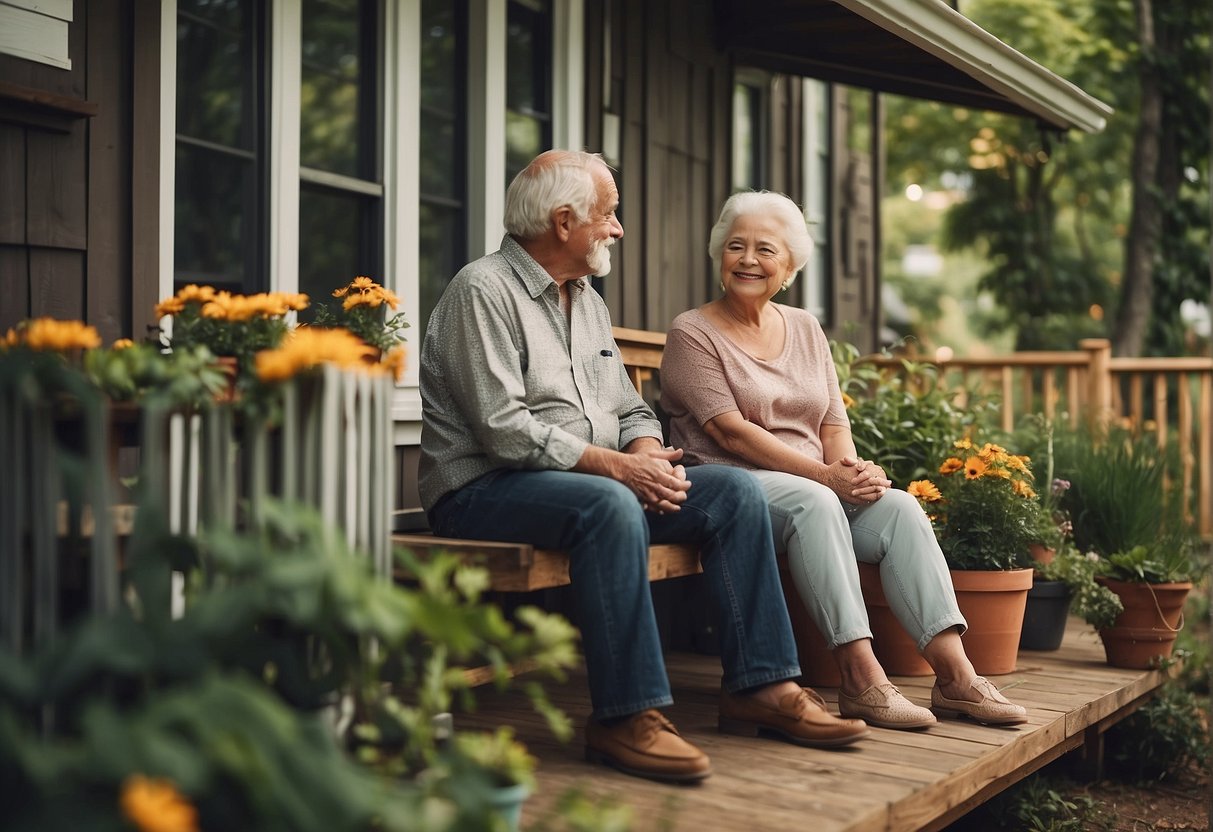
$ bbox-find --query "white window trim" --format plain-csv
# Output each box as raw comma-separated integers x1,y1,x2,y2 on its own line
387,0,422,432
467,0,508,260
801,77,829,319
158,0,177,308
270,0,302,298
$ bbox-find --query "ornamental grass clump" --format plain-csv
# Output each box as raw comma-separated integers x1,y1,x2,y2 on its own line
313,276,410,354
909,437,1042,571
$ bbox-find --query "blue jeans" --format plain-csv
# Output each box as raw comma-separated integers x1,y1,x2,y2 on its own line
429,464,801,720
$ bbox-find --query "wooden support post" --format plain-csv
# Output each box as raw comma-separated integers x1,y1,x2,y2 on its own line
1080,338,1113,429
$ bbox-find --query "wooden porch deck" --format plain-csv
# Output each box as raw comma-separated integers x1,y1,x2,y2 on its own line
456,618,1169,831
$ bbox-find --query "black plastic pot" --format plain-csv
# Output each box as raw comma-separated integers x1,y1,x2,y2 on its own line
1019,579,1073,651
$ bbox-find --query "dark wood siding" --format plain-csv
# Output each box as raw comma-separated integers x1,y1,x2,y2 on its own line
587,0,734,331
0,0,155,342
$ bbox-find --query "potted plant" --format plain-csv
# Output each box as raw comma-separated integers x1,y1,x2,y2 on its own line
447,727,538,832
1022,543,1124,650
155,284,310,392
1054,424,1202,668
312,276,409,376
909,436,1041,674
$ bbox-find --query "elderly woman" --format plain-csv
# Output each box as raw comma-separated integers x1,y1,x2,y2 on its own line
659,191,1027,730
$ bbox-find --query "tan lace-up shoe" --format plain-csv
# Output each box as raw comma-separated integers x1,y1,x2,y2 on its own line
839,683,937,730
931,676,1028,725
585,710,712,783
718,686,869,747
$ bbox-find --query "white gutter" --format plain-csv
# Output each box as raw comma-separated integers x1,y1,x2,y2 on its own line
836,0,1113,132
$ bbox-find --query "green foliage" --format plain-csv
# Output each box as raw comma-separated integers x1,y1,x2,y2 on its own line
1106,679,1211,783
977,773,1112,832
0,498,583,831
832,340,999,486
1037,546,1123,630
1101,544,1200,585
1052,424,1200,579
450,727,537,790
83,342,228,407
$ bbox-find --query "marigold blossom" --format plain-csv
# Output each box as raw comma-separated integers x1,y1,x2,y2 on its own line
119,775,199,832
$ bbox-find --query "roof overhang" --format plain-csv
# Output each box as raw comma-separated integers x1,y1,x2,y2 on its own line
716,0,1112,133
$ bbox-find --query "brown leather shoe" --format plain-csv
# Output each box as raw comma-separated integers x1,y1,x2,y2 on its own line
585,710,712,784
719,686,869,748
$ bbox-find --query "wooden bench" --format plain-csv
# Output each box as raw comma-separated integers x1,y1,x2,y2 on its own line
391,326,700,591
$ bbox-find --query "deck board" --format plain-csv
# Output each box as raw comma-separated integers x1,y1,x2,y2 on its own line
454,618,1169,831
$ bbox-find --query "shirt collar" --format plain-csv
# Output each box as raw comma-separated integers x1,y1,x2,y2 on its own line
501,234,588,299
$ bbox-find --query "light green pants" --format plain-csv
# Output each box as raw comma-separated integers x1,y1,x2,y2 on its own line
751,469,967,652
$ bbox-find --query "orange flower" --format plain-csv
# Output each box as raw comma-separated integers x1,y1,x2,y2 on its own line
21,318,102,351
381,345,407,381
841,392,855,409
343,292,383,311
939,457,964,475
154,296,186,318
963,455,987,479
1012,479,1037,499
119,775,199,832
112,338,135,349
176,284,216,304
907,480,942,502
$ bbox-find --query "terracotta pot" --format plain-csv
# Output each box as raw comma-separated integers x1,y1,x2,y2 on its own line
215,355,239,402
858,562,932,675
950,568,1033,675
778,559,841,687
1019,579,1072,651
1028,543,1056,567
1096,578,1191,669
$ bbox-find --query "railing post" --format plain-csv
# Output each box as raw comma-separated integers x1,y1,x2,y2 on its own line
1079,339,1113,428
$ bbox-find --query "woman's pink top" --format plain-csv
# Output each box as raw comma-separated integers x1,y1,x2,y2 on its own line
660,304,849,468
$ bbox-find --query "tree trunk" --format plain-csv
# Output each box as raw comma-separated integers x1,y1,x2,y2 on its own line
1114,0,1163,357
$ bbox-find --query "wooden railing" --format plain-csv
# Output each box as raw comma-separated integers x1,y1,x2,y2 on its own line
865,338,1213,539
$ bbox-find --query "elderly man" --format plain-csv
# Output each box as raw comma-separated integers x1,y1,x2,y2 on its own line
418,150,867,784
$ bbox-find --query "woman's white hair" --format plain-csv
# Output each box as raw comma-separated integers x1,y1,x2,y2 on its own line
707,190,813,290
504,150,607,239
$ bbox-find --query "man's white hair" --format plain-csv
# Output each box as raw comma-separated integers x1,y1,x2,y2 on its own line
707,191,813,290
504,150,607,239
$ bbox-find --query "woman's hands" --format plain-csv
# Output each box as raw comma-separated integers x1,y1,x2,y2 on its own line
824,455,891,505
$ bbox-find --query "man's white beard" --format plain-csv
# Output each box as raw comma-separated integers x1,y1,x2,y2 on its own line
588,238,613,276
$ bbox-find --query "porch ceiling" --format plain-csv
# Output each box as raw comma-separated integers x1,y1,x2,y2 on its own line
716,0,1112,132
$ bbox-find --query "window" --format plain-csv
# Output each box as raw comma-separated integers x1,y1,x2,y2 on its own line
297,0,384,321
731,72,768,192
174,0,267,293
418,0,467,346
801,79,831,320
505,0,553,185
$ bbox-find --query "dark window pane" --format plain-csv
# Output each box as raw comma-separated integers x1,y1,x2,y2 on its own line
418,201,463,345
178,0,244,30
420,1,458,113
505,111,543,182
174,144,255,291
300,0,373,177
419,116,458,199
419,0,467,337
505,0,551,185
176,8,254,148
298,187,379,319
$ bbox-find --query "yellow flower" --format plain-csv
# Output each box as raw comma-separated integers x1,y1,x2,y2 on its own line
119,775,199,832
963,455,987,480
112,338,135,349
907,480,942,502
154,297,186,318
377,285,401,310
1011,479,1037,499
255,327,378,382
351,276,376,290
381,345,407,381
841,392,855,409
22,318,102,351
2,328,19,349
176,284,216,304
953,437,973,451
939,457,964,475
343,292,383,311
